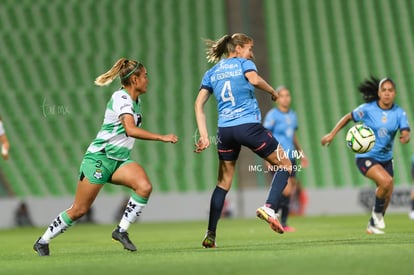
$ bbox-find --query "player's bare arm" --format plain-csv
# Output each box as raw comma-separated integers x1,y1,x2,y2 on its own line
244,71,278,101
194,89,211,152
120,114,178,143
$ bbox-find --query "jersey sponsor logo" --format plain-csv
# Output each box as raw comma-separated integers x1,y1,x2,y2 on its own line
120,103,132,111
285,116,292,125
377,127,388,137
220,107,245,119
218,62,239,70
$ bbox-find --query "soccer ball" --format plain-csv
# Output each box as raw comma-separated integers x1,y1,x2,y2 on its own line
345,124,376,153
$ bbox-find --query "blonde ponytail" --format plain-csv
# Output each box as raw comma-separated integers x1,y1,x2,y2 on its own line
94,58,128,86
205,33,253,63
205,35,232,63
94,58,142,86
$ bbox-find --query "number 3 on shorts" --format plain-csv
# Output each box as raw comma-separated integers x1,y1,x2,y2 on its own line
221,80,235,106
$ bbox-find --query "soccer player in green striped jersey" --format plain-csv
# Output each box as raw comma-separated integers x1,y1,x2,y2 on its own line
33,58,178,256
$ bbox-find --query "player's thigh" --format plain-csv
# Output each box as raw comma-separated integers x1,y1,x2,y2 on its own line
265,145,292,172
68,177,103,217
365,164,393,188
217,127,241,161
111,162,152,192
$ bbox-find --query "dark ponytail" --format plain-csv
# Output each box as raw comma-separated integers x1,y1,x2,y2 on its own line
358,75,380,103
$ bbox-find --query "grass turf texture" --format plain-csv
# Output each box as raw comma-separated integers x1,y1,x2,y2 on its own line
1,214,412,275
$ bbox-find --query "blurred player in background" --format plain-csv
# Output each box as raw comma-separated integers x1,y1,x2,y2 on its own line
0,116,10,160
409,155,414,220
321,76,410,234
195,33,292,248
263,86,308,232
33,58,178,256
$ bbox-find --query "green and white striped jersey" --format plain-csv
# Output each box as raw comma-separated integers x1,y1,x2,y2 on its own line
86,89,142,161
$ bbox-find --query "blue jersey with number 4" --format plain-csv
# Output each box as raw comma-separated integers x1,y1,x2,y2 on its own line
200,57,261,127
351,101,410,161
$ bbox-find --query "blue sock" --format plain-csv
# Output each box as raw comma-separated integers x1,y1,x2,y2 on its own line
207,186,228,232
278,194,290,226
374,196,386,214
266,170,290,210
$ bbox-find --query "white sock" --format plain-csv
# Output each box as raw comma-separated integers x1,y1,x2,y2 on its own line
118,197,147,232
40,211,73,243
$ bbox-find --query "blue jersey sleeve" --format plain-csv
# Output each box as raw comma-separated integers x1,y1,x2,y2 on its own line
200,71,213,93
351,103,367,123
241,59,257,74
398,109,410,132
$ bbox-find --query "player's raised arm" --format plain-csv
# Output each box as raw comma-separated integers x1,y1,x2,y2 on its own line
321,113,352,146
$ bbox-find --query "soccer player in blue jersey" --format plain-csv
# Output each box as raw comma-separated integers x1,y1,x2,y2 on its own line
409,155,414,220
321,76,410,234
263,86,308,232
33,58,178,256
194,33,292,248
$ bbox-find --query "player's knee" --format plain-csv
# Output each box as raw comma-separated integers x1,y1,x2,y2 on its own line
217,179,232,190
281,158,293,175
380,177,393,192
135,181,152,197
143,182,153,195
68,205,90,220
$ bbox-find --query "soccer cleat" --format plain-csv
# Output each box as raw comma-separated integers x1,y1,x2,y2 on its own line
256,206,284,234
371,210,385,229
33,237,50,256
366,223,385,234
202,230,216,248
112,226,137,252
283,225,296,232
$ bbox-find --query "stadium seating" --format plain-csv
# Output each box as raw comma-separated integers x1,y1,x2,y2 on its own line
1,0,412,198
0,0,225,197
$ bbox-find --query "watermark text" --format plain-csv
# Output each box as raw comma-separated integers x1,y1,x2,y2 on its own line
41,98,70,117
248,164,302,173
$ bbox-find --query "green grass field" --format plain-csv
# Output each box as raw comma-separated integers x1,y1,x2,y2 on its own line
1,214,413,275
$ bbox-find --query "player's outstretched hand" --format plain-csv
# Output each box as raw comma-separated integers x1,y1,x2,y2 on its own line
321,134,334,147
194,136,210,153
271,91,279,102
399,134,410,144
161,134,178,143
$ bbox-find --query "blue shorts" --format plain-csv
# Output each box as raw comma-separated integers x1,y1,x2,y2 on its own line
217,123,278,161
356,157,394,177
